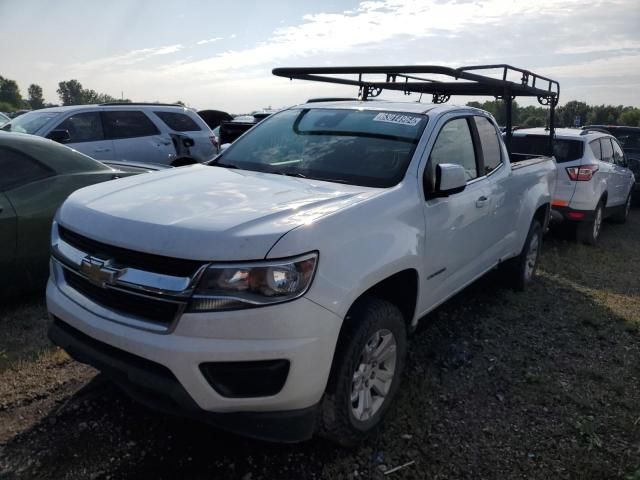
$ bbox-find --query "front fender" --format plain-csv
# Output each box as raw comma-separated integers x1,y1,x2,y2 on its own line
267,183,425,321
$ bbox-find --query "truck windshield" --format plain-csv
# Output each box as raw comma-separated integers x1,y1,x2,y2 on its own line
2,111,60,134
213,108,428,187
511,135,583,163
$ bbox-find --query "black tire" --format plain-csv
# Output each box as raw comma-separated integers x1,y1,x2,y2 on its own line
577,201,604,245
318,296,407,447
502,219,542,292
610,193,632,224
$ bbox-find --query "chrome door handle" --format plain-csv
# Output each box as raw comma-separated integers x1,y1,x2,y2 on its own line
476,196,489,208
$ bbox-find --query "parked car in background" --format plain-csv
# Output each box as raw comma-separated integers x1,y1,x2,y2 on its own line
48,63,558,446
1,104,217,166
0,132,165,297
8,109,31,118
197,109,232,130
512,128,635,244
583,125,640,193
0,112,10,127
218,110,276,146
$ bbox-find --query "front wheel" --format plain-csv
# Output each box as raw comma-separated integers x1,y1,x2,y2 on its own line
318,297,407,447
502,219,542,291
577,201,603,245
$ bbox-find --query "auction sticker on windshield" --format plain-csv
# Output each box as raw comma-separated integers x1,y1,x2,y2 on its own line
373,112,422,126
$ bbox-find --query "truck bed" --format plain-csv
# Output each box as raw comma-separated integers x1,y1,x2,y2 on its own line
510,154,554,170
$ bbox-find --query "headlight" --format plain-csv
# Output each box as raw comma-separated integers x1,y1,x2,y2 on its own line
188,252,318,312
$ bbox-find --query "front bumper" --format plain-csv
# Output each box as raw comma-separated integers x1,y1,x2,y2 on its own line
48,318,318,442
46,277,342,441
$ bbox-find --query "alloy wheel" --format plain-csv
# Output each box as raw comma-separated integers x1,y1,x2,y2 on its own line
524,231,540,281
593,206,603,240
350,329,397,422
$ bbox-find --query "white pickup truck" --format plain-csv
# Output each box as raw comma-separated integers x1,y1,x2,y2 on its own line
47,66,558,445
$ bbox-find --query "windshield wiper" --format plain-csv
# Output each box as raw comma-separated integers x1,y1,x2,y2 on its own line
280,171,307,179
211,162,241,169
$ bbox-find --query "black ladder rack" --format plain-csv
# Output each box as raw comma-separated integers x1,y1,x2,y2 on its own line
272,64,560,153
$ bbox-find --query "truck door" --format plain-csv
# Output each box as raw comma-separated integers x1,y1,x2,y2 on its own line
471,115,513,262
420,116,494,308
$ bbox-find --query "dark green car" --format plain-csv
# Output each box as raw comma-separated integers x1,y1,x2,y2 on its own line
0,132,164,297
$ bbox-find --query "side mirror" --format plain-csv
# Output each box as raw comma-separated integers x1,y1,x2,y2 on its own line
220,143,231,152
47,129,71,143
434,163,467,197
182,137,195,148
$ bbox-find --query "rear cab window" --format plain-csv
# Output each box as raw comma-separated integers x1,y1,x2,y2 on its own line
102,111,160,139
154,111,202,132
215,108,428,188
511,135,583,163
473,116,502,175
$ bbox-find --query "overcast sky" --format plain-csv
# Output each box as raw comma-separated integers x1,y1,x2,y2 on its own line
1,0,639,112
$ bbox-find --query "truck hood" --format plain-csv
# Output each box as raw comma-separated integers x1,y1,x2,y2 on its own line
58,165,379,261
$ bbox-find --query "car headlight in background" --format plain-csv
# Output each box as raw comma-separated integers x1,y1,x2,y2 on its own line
188,252,318,312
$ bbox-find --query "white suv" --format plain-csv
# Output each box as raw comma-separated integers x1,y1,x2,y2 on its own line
512,128,635,244
1,104,217,166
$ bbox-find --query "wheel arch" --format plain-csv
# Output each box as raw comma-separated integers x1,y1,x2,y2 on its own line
340,269,419,335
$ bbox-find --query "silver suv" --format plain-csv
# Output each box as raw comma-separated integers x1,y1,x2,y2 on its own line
1,104,216,166
512,128,635,244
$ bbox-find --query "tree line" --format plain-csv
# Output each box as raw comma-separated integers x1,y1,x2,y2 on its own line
467,100,640,128
1,73,639,127
0,75,128,112
0,74,184,112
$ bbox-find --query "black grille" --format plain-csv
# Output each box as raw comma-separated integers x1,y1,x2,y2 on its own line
64,269,181,326
59,226,203,277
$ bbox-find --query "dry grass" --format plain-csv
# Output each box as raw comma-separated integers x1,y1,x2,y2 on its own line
0,210,639,480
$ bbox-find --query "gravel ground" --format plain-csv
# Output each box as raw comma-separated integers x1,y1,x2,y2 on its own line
0,211,639,480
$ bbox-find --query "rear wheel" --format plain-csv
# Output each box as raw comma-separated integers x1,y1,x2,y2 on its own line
577,201,603,245
610,193,632,224
502,219,542,291
318,297,407,447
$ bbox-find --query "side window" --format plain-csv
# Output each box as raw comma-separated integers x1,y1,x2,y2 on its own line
601,138,614,163
611,139,625,165
154,111,201,132
425,118,477,194
589,140,602,160
54,112,104,143
0,147,53,191
102,111,160,140
473,116,502,175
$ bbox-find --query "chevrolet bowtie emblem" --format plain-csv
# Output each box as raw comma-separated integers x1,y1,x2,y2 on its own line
79,256,127,287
